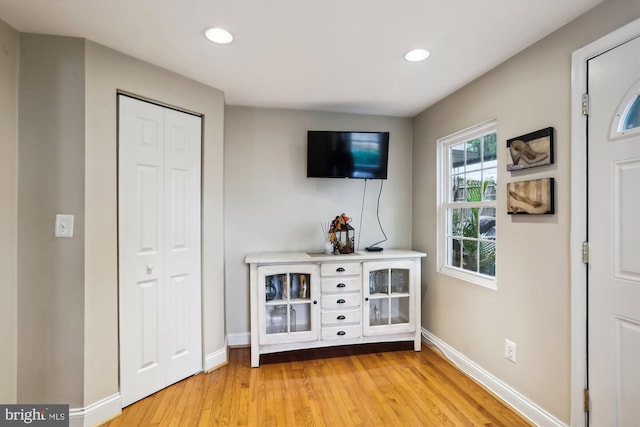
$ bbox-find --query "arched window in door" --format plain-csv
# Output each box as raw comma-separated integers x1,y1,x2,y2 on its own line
611,79,640,137
623,95,640,130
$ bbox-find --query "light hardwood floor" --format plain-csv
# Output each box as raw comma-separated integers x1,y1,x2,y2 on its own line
101,343,533,426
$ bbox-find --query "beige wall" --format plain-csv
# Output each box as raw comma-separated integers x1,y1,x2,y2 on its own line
84,40,226,405
17,34,86,406
224,106,413,335
2,29,226,410
412,0,640,423
0,18,18,404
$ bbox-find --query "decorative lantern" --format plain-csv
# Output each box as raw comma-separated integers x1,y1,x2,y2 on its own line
329,213,355,254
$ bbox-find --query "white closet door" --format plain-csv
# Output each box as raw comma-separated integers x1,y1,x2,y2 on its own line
163,107,202,385
118,95,202,407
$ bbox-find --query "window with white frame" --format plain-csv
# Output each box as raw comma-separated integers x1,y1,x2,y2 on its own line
438,120,497,289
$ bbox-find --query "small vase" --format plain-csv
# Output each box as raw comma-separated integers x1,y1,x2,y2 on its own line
265,281,276,301
291,274,300,299
324,241,333,255
299,275,308,299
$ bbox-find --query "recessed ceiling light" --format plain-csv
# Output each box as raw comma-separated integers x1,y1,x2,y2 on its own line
204,27,234,44
404,48,430,62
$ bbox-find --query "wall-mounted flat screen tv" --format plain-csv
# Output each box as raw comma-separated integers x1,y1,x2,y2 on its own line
307,131,389,179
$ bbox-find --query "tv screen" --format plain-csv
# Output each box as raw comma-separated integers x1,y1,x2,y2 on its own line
307,131,389,179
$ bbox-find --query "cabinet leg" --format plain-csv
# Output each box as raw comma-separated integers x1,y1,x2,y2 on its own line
251,348,260,367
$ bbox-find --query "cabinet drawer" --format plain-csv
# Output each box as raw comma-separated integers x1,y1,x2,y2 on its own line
321,309,361,325
322,324,361,341
321,277,360,293
321,293,360,309
321,262,361,277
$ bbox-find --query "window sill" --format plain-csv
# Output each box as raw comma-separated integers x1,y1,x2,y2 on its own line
439,266,497,290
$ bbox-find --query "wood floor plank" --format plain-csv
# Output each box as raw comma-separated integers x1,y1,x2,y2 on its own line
101,344,533,427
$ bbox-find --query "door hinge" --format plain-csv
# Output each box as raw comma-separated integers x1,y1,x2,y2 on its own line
582,241,590,264
582,93,590,116
583,389,590,413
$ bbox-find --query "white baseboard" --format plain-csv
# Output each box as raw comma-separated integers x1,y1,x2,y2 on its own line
422,329,567,427
67,345,227,426
205,344,228,372
69,393,121,427
227,332,250,347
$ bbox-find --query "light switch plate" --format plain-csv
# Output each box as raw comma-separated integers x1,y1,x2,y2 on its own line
55,214,74,238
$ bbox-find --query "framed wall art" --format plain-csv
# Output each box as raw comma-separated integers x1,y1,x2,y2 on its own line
507,178,555,215
506,127,554,171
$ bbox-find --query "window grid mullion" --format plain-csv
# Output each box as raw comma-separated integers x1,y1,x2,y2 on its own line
443,201,495,209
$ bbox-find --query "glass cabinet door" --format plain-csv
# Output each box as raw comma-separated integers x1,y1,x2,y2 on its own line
258,265,319,344
363,260,415,336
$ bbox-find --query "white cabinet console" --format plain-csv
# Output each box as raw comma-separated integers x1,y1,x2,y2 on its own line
246,250,426,367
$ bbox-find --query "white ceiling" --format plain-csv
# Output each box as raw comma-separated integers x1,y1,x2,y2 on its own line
0,0,602,117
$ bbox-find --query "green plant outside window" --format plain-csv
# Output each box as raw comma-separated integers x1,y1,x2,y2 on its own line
446,133,497,278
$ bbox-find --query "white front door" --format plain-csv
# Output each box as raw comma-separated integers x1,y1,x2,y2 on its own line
118,95,202,406
587,35,640,426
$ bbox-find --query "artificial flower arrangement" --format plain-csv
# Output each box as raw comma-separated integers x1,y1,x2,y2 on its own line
325,213,354,254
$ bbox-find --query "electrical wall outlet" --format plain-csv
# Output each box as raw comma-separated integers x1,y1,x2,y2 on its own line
505,339,517,363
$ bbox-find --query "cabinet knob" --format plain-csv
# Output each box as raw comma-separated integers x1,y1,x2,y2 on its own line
337,283,346,288
336,267,345,272
337,299,346,304
337,315,346,320
365,297,369,301
337,331,346,336
313,300,318,304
